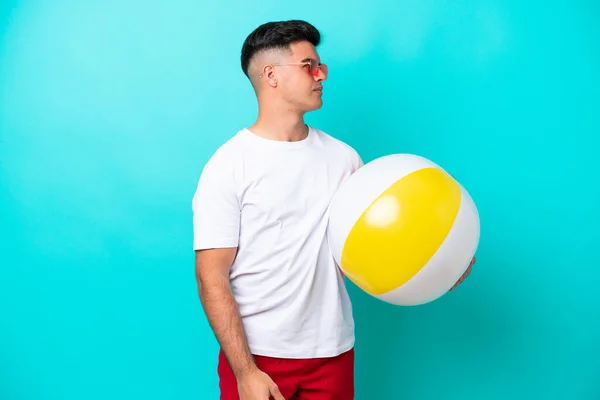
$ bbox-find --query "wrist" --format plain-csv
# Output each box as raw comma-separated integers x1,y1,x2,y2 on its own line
233,359,258,380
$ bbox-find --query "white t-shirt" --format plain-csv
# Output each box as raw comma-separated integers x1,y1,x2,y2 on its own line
192,126,363,359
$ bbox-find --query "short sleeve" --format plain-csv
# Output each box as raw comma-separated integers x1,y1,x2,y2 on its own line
191,155,240,250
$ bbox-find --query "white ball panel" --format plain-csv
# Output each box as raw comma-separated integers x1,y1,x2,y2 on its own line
327,154,439,266
374,184,480,305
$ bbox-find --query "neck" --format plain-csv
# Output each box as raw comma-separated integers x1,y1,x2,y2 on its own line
248,101,308,142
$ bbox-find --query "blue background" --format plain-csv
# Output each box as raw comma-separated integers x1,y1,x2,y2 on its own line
1,1,599,399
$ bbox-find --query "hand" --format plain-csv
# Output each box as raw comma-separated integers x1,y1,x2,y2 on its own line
237,368,285,400
450,257,476,291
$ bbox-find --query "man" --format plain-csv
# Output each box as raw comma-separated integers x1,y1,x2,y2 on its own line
192,20,473,400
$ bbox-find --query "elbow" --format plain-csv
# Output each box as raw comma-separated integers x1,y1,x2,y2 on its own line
195,264,209,294
195,264,229,297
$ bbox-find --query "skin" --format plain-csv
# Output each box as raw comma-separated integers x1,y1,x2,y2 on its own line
246,41,326,142
195,247,284,400
450,256,476,291
195,40,475,400
195,41,325,400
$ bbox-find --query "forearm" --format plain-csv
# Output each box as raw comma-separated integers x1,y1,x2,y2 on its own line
198,273,256,378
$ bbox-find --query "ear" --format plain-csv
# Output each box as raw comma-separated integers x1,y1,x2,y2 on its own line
260,64,278,88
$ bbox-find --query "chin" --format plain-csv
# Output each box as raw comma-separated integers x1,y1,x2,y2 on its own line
307,100,323,112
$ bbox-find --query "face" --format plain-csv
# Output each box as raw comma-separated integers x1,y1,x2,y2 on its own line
262,41,328,113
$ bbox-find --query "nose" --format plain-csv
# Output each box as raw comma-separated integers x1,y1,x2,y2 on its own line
314,68,327,82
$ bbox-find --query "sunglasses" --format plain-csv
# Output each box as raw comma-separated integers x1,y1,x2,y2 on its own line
260,59,328,78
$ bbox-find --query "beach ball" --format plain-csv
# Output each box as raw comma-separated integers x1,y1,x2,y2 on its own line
327,154,480,306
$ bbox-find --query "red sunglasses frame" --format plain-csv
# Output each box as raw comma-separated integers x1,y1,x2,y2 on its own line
259,59,328,78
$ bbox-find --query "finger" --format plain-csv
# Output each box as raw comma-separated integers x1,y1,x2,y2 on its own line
270,385,286,400
450,275,465,291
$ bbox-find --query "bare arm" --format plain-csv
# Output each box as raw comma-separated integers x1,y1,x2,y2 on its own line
195,248,257,379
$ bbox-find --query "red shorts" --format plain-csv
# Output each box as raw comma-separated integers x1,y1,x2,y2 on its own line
217,348,354,400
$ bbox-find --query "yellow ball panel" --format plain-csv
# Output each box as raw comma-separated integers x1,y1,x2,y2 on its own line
340,167,462,295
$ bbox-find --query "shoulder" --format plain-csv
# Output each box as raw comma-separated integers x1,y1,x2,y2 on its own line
195,131,248,192
200,131,246,175
311,127,363,170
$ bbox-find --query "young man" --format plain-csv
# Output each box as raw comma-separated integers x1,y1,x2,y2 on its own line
192,20,474,400
192,20,360,400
